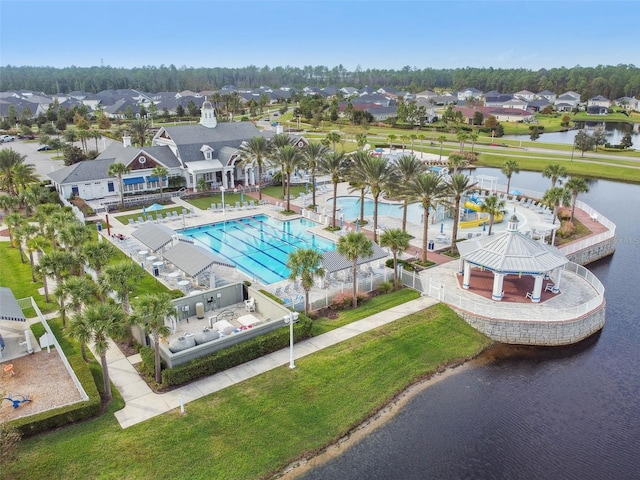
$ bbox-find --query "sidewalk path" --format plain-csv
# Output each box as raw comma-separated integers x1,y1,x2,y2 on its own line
97,295,438,429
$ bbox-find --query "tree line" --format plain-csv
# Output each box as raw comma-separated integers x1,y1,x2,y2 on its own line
1,64,639,100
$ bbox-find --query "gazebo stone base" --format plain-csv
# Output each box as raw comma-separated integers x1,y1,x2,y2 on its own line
454,302,606,346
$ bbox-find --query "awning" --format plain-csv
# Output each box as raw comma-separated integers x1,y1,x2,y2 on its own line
0,287,27,322
132,223,176,252
163,241,235,277
322,242,388,273
123,177,144,185
145,176,167,182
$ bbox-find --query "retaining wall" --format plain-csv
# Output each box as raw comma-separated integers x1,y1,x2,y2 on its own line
566,236,616,266
454,301,606,346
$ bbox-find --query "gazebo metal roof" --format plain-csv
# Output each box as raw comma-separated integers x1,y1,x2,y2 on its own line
132,223,176,252
163,241,235,277
0,287,26,322
457,215,568,274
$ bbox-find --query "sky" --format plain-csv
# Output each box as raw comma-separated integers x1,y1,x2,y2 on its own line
1,0,639,71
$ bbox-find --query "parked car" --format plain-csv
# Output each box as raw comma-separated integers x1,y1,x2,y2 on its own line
37,144,52,151
0,135,15,142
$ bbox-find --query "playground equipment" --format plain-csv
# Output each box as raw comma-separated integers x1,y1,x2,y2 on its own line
460,198,505,229
2,393,31,409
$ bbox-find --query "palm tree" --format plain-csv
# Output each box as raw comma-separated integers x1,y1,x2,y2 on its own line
15,223,37,265
67,310,93,363
151,166,169,202
107,162,130,209
565,177,589,221
100,261,143,314
345,151,369,225
480,195,507,235
286,248,325,316
237,136,272,201
501,160,520,194
356,154,393,242
75,303,127,400
447,173,477,255
0,194,18,214
543,186,569,225
407,172,447,263
318,151,347,228
437,135,447,162
4,212,25,252
271,133,295,199
11,162,38,194
301,142,328,207
337,232,373,308
542,164,568,189
274,145,302,212
59,222,92,275
38,250,75,307
26,234,47,282
129,117,151,146
386,134,396,150
456,131,468,153
380,228,412,289
0,148,28,195
392,155,426,232
469,132,479,153
82,241,117,277
447,153,467,175
325,132,342,151
129,293,174,383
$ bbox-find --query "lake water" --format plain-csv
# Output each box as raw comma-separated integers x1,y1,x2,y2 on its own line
502,121,640,146
299,169,640,480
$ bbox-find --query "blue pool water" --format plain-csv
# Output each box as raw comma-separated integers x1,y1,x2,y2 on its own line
333,196,427,221
179,215,335,285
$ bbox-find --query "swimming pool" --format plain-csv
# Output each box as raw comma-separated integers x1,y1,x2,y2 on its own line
179,215,335,285
332,196,428,221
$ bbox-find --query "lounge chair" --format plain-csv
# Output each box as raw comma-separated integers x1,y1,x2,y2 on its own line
235,201,241,210
249,200,256,209
216,203,223,212
128,218,138,227
171,211,179,220
209,203,216,211
155,213,164,223
137,216,145,224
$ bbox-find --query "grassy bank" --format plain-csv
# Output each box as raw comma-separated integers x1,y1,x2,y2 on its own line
4,304,491,480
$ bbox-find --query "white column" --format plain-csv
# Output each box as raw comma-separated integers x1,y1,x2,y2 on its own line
491,273,504,301
222,171,228,188
244,168,250,187
532,274,544,302
462,261,471,289
458,257,465,274
553,268,562,293
230,171,235,188
250,168,256,186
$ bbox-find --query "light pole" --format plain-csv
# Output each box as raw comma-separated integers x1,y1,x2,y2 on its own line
283,311,299,369
220,186,226,214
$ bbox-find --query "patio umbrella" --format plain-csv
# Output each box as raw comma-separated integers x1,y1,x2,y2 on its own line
355,220,359,232
147,203,164,211
509,189,522,196
440,223,444,233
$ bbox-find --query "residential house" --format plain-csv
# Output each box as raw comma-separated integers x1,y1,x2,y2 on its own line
537,90,557,103
457,87,483,101
501,98,529,111
587,95,611,108
514,90,535,102
453,106,534,124
616,96,640,112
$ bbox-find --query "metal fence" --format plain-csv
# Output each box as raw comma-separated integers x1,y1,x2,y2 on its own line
18,297,89,402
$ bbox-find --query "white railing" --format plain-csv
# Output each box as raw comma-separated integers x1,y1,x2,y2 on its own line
19,297,89,402
60,196,86,224
491,183,616,256
423,261,605,322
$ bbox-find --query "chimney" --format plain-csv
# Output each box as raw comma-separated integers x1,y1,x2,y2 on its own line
123,136,132,148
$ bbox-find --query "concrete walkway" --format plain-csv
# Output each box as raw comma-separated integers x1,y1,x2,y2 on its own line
98,295,437,429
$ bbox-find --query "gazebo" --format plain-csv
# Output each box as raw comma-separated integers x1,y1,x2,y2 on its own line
131,222,176,253
456,214,569,302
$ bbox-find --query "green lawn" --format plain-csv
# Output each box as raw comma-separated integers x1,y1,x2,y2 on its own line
0,242,57,314
4,304,491,480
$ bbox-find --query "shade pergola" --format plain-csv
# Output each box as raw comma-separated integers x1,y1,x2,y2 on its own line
132,223,176,252
457,214,568,302
0,287,26,322
163,241,235,277
322,242,388,274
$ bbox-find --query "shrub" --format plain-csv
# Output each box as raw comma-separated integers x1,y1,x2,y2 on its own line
557,207,572,221
0,423,21,462
378,281,394,294
331,292,353,309
557,221,576,238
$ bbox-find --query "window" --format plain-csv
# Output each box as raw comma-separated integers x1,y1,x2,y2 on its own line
108,182,115,192
71,186,79,196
